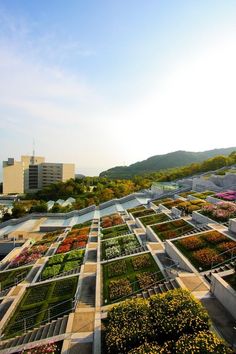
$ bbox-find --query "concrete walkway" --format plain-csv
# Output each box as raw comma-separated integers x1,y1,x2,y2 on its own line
201,297,236,350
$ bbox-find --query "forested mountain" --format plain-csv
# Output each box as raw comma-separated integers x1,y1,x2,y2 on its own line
99,147,236,179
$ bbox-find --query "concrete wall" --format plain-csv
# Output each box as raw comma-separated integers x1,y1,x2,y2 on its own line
211,270,236,320
165,240,197,273
192,211,217,224
229,218,236,234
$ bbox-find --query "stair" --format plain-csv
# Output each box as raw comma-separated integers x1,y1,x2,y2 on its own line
203,262,235,283
134,278,179,299
0,315,69,351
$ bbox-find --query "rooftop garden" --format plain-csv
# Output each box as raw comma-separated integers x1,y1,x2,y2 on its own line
150,219,194,241
201,202,236,222
131,208,155,218
9,244,49,269
215,190,236,202
40,249,84,280
101,234,140,260
127,206,145,213
0,265,32,290
102,253,163,304
152,197,173,206
56,228,89,254
101,214,124,229
161,198,185,209
190,190,214,199
4,276,78,338
174,231,236,271
104,288,232,354
139,212,170,226
177,199,206,214
102,224,130,240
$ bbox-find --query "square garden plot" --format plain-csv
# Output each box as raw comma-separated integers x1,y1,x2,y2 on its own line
150,219,194,241
102,253,163,304
4,276,78,338
40,249,84,280
101,234,140,260
139,212,170,227
0,265,32,290
152,198,173,206
131,209,155,218
101,224,131,240
101,214,124,229
160,199,184,209
127,206,146,213
174,230,236,271
176,199,206,215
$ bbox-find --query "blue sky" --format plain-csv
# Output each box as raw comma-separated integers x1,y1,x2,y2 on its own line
0,0,236,177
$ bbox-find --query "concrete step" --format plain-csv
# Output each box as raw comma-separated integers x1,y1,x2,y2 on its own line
135,279,180,299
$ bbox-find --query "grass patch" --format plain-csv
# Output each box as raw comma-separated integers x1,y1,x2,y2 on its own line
0,266,32,290
102,224,130,240
4,276,78,338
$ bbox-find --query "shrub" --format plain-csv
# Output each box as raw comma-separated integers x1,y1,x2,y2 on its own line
24,284,50,305
105,298,150,353
41,265,61,279
175,330,233,353
192,248,224,267
47,254,65,265
62,261,80,272
109,279,132,300
202,231,228,244
218,241,236,255
66,249,84,261
149,289,210,343
105,245,121,259
107,260,127,278
136,272,158,289
179,236,205,250
132,254,152,270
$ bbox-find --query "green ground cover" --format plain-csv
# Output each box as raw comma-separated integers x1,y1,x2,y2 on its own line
190,191,214,199
102,224,131,240
102,253,163,304
174,231,236,271
41,249,84,280
127,206,145,213
139,212,170,226
151,219,194,241
4,276,78,338
101,234,140,260
152,198,173,206
131,209,155,218
0,266,32,290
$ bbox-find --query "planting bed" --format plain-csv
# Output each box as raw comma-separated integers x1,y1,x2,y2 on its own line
102,253,163,304
72,220,92,229
127,206,145,213
201,202,236,222
0,266,32,290
101,234,140,260
4,276,78,338
151,219,194,241
131,209,155,218
152,198,173,206
9,244,49,269
56,228,89,254
41,249,85,280
215,190,236,202
139,212,170,227
190,191,214,200
161,199,185,209
174,231,236,270
177,199,206,214
101,214,124,228
102,224,130,240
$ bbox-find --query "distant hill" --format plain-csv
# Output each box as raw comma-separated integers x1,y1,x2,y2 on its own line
99,147,236,179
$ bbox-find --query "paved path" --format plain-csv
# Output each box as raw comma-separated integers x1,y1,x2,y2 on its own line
201,297,236,350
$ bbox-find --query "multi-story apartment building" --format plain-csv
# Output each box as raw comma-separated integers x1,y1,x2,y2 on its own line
2,155,75,194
